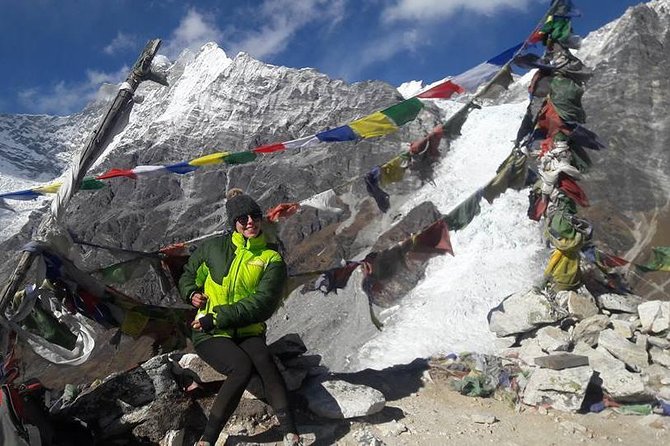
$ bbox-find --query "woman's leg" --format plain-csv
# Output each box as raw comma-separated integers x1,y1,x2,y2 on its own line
238,336,297,435
195,337,254,443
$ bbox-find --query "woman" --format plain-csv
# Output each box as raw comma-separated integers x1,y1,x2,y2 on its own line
179,190,301,446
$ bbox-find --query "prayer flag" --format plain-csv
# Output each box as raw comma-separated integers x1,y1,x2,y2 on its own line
416,43,522,99
189,152,229,166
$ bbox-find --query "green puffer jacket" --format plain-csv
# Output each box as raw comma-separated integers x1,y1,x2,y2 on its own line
178,231,287,346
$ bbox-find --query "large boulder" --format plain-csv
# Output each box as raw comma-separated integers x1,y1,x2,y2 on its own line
300,379,385,419
267,268,380,372
488,289,567,337
598,329,649,371
556,290,598,320
522,366,595,412
638,301,670,334
573,342,652,403
572,314,610,347
60,354,200,442
596,293,642,314
536,326,571,352
501,338,547,366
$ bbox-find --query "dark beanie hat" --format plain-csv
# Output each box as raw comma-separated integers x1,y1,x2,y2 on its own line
226,194,262,227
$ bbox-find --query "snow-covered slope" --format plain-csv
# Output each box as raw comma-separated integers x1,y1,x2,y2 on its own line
352,101,547,369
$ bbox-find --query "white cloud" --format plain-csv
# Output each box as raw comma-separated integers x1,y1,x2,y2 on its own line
103,31,138,55
360,29,421,64
229,0,346,59
329,28,423,81
17,66,128,115
383,0,539,22
162,8,224,59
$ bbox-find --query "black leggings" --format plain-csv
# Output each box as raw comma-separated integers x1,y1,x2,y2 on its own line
194,336,296,442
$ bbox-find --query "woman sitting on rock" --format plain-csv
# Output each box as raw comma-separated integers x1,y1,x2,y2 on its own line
179,189,301,446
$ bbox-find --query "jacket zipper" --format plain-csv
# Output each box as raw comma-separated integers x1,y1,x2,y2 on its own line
228,240,249,338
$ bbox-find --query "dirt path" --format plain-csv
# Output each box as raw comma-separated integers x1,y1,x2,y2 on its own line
348,381,669,446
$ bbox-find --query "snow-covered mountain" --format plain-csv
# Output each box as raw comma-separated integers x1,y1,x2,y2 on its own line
1,1,668,371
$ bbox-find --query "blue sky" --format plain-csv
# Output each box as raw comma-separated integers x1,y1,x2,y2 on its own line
0,0,643,115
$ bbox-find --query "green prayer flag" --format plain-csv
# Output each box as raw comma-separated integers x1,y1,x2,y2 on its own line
81,177,106,190
23,300,78,351
381,98,424,127
225,151,257,165
444,191,482,231
637,247,670,272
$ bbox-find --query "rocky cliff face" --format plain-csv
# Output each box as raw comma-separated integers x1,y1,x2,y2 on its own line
578,0,670,297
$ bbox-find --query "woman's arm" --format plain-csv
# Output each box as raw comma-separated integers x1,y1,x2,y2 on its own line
211,256,287,328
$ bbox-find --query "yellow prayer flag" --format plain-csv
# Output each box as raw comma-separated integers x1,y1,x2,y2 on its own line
121,310,150,338
33,182,63,194
189,152,229,166
380,156,407,186
349,112,397,138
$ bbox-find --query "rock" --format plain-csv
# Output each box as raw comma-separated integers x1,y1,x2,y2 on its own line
267,268,382,372
638,301,670,334
301,379,385,419
636,333,649,350
596,293,642,314
598,329,649,371
353,428,385,446
268,333,308,359
572,315,610,347
522,366,594,412
534,354,589,370
649,347,670,368
488,289,567,337
61,354,199,443
494,335,517,351
470,413,498,424
610,319,633,339
573,342,652,403
557,291,598,320
177,353,227,383
648,336,670,350
536,326,570,352
502,338,547,366
642,364,670,390
377,420,407,436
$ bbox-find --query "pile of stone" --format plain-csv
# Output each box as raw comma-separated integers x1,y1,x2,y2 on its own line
488,287,670,413
51,333,386,444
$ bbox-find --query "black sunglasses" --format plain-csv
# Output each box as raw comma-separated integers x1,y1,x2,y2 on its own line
235,213,263,225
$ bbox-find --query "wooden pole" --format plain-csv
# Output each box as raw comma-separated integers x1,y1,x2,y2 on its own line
0,39,167,315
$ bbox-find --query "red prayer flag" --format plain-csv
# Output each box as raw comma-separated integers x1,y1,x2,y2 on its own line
416,80,465,99
266,203,300,222
253,143,286,154
412,220,454,255
559,176,589,207
96,168,137,180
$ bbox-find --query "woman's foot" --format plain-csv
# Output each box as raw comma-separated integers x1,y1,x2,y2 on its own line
283,433,303,446
194,440,211,446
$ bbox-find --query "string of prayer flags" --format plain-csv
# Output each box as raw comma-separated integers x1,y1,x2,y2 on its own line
415,44,523,99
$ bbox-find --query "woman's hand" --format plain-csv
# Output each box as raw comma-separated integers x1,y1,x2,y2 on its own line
191,292,208,309
192,314,214,332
